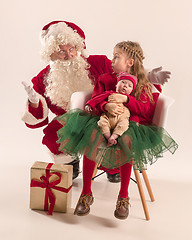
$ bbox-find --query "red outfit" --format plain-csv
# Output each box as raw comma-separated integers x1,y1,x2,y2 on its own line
87,73,161,175
86,90,139,123
23,55,113,155
91,73,161,125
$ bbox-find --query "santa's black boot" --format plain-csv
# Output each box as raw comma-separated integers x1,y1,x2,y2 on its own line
106,172,121,183
66,159,80,180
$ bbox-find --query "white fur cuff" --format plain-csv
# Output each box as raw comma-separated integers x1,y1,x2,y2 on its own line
151,84,160,93
49,152,74,164
21,93,49,125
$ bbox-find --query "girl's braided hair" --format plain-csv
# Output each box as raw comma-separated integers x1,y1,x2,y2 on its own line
115,41,154,103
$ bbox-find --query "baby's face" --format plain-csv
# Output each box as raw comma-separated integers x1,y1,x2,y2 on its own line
116,79,134,95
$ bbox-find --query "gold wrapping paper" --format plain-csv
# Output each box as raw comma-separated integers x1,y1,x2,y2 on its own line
30,161,72,213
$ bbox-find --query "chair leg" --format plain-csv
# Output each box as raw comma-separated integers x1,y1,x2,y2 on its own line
142,170,155,202
133,168,150,220
91,164,99,184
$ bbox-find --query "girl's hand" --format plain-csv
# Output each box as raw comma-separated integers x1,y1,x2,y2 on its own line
108,93,128,103
148,66,171,85
85,105,93,113
105,102,124,116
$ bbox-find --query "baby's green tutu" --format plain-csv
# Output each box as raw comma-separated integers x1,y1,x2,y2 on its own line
57,109,178,170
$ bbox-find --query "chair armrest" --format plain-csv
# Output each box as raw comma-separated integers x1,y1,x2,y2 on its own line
70,89,93,110
152,94,175,128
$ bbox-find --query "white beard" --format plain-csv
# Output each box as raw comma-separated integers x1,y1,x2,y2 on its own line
45,56,92,110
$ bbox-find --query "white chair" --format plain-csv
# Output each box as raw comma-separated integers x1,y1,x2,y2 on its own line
70,90,175,220
131,93,175,219
70,89,93,110
152,94,175,128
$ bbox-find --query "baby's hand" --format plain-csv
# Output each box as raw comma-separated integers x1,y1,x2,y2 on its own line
108,93,128,103
85,105,93,113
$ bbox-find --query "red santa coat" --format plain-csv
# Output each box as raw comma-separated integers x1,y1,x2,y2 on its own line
22,55,113,155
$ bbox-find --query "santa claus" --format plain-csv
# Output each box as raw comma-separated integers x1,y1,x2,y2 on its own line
22,21,114,179
22,20,170,181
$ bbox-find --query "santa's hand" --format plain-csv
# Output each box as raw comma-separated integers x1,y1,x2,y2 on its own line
85,105,93,113
105,102,124,116
148,66,171,85
108,93,128,103
22,81,39,103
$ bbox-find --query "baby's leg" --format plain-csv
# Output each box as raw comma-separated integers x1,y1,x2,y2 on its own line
98,114,111,140
107,133,119,147
103,132,111,140
113,117,129,137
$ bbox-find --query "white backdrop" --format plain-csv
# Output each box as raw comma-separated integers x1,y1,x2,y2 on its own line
0,0,191,182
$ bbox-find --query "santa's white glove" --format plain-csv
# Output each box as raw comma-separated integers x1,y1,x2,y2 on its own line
148,66,171,85
22,81,39,103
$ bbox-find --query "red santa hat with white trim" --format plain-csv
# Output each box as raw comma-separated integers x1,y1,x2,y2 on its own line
40,20,88,58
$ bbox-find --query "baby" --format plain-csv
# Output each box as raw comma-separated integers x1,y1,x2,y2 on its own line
86,72,138,146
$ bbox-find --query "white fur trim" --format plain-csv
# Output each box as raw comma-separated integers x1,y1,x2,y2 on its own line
81,49,89,58
40,22,84,49
21,92,49,125
49,152,74,164
151,83,160,93
40,22,68,43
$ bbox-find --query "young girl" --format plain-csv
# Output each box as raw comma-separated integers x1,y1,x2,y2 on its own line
57,41,178,219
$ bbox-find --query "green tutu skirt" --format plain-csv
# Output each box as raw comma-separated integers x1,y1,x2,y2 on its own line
56,109,178,170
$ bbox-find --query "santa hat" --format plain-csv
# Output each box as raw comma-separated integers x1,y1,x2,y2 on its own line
117,72,138,91
40,20,88,58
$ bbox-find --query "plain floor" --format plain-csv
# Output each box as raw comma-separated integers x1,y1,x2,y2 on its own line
1,160,192,240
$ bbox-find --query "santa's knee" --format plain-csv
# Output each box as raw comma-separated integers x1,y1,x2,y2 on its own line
49,152,80,180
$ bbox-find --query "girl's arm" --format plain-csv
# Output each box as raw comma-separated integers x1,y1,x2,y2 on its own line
124,94,151,116
92,75,106,98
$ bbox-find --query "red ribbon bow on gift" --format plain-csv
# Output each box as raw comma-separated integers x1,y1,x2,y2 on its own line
30,163,72,215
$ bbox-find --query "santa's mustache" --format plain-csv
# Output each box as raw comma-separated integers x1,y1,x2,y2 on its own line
50,57,89,74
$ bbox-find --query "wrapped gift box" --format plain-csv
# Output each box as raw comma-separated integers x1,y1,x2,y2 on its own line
30,161,72,214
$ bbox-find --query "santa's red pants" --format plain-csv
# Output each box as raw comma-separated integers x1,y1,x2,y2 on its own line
82,155,132,198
